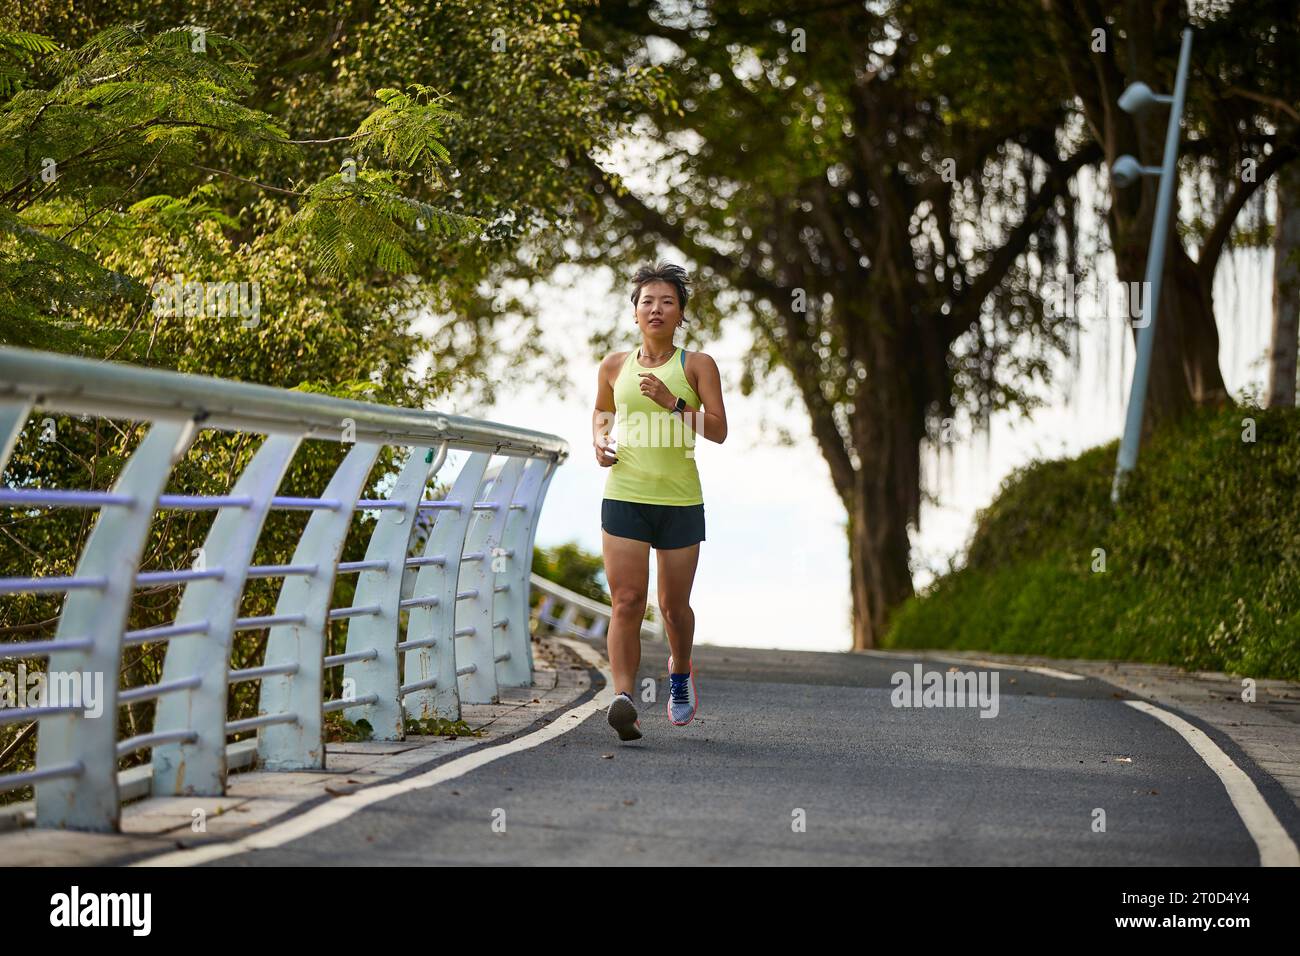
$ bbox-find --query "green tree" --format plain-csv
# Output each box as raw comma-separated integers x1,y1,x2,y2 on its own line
533,540,608,604
520,0,1092,648
0,2,665,798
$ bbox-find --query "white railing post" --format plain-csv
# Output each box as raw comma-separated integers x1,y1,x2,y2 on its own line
151,434,302,797
494,458,556,688
558,603,581,634
402,451,490,721
35,420,197,830
455,457,524,705
340,445,446,740
256,441,382,770
0,399,33,471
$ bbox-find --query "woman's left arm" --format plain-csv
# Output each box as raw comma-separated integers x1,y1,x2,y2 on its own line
680,352,728,444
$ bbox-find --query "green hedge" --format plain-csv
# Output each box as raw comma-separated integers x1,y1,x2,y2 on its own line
884,404,1300,679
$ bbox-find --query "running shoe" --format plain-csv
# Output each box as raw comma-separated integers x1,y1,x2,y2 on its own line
666,655,698,726
607,691,642,741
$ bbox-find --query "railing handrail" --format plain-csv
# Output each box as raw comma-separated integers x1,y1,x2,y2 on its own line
0,346,568,832
0,347,568,461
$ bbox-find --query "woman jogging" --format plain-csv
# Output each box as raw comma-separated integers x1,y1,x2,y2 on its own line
592,262,728,741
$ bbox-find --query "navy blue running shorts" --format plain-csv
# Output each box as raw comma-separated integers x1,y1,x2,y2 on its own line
601,498,705,550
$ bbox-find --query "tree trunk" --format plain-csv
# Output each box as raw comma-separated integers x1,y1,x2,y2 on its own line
844,326,921,650
846,473,914,650
1270,161,1300,408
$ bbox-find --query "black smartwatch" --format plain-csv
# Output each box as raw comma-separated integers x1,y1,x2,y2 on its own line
671,396,687,416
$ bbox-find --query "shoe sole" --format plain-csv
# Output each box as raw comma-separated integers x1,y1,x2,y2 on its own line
667,656,698,726
607,695,643,741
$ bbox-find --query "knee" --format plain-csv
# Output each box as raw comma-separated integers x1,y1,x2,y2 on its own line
610,590,647,619
660,601,692,631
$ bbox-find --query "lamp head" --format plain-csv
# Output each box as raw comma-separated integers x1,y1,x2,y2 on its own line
1111,154,1143,188
1118,81,1158,115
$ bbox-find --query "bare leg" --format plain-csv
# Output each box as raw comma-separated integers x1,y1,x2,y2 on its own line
602,529,650,697
656,542,700,673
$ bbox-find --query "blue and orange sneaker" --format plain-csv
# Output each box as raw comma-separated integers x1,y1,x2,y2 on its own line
666,656,698,726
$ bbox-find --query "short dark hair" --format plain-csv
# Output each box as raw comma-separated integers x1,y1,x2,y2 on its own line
630,262,691,321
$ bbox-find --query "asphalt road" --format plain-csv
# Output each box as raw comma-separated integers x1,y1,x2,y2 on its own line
201,640,1300,866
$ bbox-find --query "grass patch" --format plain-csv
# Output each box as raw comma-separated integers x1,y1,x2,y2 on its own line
884,403,1300,679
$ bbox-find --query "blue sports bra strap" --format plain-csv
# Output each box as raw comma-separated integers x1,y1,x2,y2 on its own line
679,348,686,370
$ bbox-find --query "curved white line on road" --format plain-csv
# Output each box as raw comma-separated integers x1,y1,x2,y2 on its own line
935,655,1084,681
1124,700,1299,867
864,649,1084,681
131,639,614,867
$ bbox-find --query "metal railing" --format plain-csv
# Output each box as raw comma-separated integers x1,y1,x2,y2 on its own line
0,346,567,832
529,573,664,643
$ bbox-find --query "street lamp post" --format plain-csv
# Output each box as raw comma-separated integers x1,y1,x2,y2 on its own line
1111,27,1194,504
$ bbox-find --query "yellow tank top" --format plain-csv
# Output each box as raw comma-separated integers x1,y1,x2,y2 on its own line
603,345,704,506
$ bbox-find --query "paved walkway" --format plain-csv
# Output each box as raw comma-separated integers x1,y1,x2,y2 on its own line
902,648,1300,812
2,637,1296,866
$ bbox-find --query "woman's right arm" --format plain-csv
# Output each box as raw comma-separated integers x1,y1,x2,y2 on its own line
592,353,619,467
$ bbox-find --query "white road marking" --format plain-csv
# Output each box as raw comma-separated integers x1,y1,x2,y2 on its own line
131,639,613,867
1124,699,1299,867
863,649,1084,681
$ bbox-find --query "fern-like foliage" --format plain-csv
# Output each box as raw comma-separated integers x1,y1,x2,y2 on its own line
279,83,484,278
0,30,59,99
1,26,484,336
355,84,458,184
0,205,147,332
128,184,240,232
277,169,483,278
